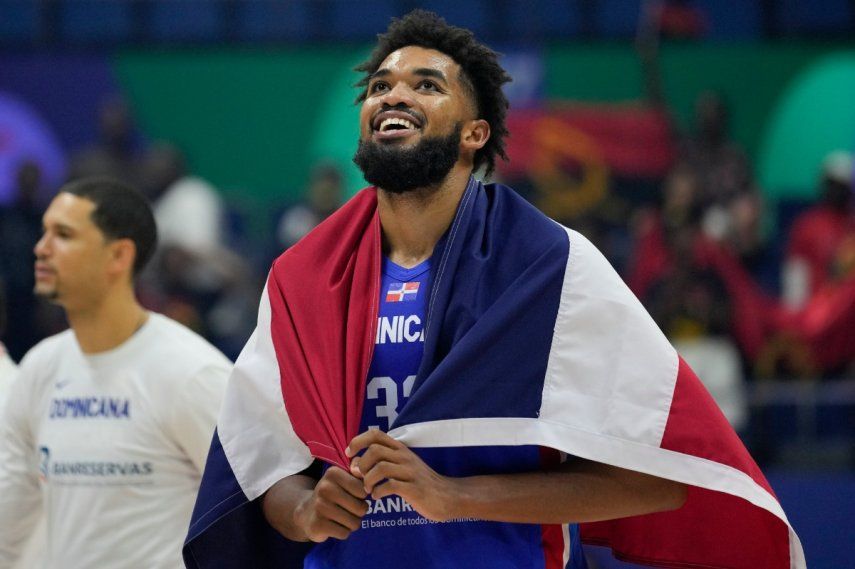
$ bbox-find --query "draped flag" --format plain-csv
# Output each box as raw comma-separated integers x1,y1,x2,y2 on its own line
185,179,804,569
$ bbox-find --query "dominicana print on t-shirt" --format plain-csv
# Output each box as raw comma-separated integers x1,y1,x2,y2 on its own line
306,257,586,569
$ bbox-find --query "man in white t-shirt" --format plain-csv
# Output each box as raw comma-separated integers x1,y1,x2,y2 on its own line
0,177,231,569
0,292,44,569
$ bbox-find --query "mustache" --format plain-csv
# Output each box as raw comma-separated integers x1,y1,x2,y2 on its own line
375,103,426,126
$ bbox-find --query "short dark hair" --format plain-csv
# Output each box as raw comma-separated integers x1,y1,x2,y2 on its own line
61,177,157,276
355,9,512,178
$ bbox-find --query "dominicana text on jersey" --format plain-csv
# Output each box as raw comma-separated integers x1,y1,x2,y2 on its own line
305,257,587,569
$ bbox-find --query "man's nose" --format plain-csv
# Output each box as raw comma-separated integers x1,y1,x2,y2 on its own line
34,233,50,257
380,82,416,108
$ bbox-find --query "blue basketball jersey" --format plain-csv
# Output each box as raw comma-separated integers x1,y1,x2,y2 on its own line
305,257,586,569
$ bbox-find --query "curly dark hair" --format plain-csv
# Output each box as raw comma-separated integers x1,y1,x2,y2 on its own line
355,10,511,178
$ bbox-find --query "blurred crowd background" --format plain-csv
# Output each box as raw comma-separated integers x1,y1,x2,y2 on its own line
0,1,853,566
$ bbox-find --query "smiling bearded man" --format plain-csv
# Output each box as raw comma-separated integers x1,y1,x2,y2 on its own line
185,10,803,569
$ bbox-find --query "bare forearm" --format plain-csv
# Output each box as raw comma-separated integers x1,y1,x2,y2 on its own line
442,460,687,524
261,475,316,541
350,430,686,526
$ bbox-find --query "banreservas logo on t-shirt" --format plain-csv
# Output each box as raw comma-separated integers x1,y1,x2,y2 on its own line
360,494,479,530
38,446,154,485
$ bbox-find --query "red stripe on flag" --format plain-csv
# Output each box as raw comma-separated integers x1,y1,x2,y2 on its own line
268,189,381,469
581,358,791,568
582,487,790,569
661,358,774,496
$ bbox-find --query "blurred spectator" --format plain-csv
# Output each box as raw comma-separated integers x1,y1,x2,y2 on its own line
701,189,780,294
723,192,766,265
138,142,255,359
782,150,854,309
644,225,730,340
628,162,700,298
679,91,753,208
760,152,855,378
0,161,45,359
629,161,779,370
143,141,225,256
641,214,748,429
275,162,344,251
0,91,67,205
68,96,144,185
764,274,855,378
628,164,748,427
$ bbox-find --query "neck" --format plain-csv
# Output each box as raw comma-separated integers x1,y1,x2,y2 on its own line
66,286,148,354
377,165,471,268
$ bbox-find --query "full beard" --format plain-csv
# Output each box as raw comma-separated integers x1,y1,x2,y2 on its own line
353,123,462,194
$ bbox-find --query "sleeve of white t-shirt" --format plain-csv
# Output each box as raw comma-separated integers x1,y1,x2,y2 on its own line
0,370,43,566
165,364,230,473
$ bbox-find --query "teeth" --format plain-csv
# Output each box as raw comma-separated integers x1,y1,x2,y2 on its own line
379,117,416,131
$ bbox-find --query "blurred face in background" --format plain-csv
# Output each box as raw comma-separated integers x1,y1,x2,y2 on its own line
694,91,728,144
15,161,42,207
823,178,852,211
664,164,698,217
308,166,343,216
100,98,134,152
139,143,185,200
34,193,119,312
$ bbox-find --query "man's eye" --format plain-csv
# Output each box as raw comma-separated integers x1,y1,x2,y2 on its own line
369,82,389,94
418,80,438,90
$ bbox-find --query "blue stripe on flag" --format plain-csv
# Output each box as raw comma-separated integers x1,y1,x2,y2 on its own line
398,182,569,427
184,430,311,568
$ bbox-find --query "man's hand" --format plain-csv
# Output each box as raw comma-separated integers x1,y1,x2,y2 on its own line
295,467,369,542
347,429,458,522
262,467,368,543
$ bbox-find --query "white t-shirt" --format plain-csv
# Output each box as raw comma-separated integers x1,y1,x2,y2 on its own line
0,345,17,402
0,314,231,569
0,344,45,569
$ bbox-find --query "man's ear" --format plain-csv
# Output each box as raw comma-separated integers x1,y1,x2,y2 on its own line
107,238,137,279
461,119,491,153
